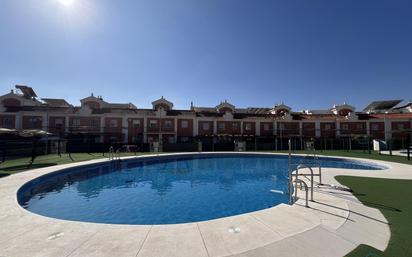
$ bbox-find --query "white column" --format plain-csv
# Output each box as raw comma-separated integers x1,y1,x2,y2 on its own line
193,118,198,137
315,121,321,138
299,122,303,137
65,116,69,133
174,117,178,142
336,122,341,137
15,113,21,130
366,121,370,136
256,121,260,136
42,113,48,131
100,116,105,143
122,116,128,143
273,121,277,136
213,120,217,135
143,116,148,143
384,118,392,140
240,121,244,135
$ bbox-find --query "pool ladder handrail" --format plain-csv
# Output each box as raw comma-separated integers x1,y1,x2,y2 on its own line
115,149,121,161
292,178,309,208
108,146,121,161
292,164,314,201
313,154,322,185
108,146,114,160
298,157,323,185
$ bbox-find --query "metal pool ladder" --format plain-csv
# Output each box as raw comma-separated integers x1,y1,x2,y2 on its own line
108,146,121,161
108,146,114,160
313,154,323,185
287,139,323,208
292,178,309,207
293,164,314,201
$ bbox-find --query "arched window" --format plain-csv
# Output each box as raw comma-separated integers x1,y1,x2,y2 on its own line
84,101,100,109
1,98,21,107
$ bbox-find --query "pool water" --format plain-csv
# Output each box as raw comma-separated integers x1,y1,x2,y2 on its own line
18,154,384,225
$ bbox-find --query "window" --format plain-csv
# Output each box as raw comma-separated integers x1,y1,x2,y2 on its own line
2,98,20,107
263,123,270,131
324,124,332,130
232,122,239,130
181,120,189,128
397,124,405,130
149,120,158,128
2,118,12,128
85,101,100,109
356,123,364,130
180,137,189,142
132,120,141,128
29,117,40,124
54,118,63,130
131,136,142,143
371,124,380,131
279,123,285,130
110,119,118,128
72,118,80,127
202,122,210,130
218,122,225,130
303,123,310,128
245,123,252,131
168,137,175,144
341,124,348,131
90,119,99,128
164,120,173,129
54,118,63,126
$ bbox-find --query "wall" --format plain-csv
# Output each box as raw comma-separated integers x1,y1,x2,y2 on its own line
177,119,193,137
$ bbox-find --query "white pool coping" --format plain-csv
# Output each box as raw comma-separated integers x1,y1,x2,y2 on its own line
0,152,411,257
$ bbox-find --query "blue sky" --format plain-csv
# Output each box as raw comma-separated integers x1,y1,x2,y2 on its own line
0,0,411,111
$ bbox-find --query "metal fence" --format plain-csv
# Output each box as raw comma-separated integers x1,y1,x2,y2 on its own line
0,126,411,162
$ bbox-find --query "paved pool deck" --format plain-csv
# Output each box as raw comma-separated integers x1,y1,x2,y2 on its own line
0,152,411,257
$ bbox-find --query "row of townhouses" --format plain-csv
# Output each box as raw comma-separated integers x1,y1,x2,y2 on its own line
0,85,411,146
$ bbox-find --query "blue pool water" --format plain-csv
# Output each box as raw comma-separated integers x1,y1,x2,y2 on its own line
18,154,385,225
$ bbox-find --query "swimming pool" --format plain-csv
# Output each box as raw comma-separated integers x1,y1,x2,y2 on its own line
18,154,385,225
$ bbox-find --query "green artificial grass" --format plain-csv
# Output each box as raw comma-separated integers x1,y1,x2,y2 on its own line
336,176,412,257
0,152,143,177
281,150,412,165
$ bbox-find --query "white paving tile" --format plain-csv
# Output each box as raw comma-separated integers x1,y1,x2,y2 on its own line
334,201,390,251
233,226,356,257
0,222,99,257
198,213,283,257
136,223,208,257
251,204,319,237
68,225,151,257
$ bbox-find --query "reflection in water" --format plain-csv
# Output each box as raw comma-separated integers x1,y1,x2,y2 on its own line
18,154,383,225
